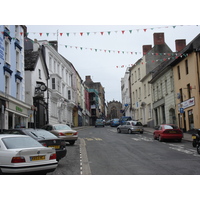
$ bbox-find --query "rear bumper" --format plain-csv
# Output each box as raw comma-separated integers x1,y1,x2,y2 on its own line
162,134,183,139
0,162,58,174
58,135,78,141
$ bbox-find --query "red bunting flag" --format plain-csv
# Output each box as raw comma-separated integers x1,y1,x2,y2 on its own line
80,32,83,36
60,33,63,36
39,33,42,36
20,32,23,36
100,32,104,35
122,30,125,34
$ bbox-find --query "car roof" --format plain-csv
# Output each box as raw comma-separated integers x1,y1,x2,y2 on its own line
0,134,29,139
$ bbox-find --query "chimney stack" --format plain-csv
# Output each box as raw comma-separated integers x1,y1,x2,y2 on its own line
154,33,165,45
33,39,40,52
143,45,152,55
175,39,186,52
85,76,92,82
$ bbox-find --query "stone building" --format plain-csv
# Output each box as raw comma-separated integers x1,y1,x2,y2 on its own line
107,100,123,120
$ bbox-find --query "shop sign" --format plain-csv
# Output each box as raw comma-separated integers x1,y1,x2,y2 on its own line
178,97,195,110
16,106,23,112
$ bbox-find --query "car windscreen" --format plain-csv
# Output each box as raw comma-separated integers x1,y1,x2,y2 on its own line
26,129,58,139
131,122,143,126
163,125,178,129
54,125,71,130
2,137,43,149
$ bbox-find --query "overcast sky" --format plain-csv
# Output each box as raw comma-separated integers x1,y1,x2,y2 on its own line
26,25,200,102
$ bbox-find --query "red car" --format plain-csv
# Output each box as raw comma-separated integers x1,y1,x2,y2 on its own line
153,124,183,142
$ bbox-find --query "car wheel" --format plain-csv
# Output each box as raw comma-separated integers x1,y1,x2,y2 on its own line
140,131,143,134
117,128,121,133
197,144,200,154
153,134,157,140
69,141,75,145
193,140,197,147
158,135,163,142
128,129,132,134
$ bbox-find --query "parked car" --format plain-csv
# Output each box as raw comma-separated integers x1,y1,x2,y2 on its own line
119,116,132,125
0,134,58,175
153,124,183,142
95,119,105,127
2,129,66,161
117,120,143,134
110,118,120,127
42,124,78,145
105,120,111,126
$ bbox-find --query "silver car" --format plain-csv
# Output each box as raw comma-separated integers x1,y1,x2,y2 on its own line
42,124,78,145
117,120,144,134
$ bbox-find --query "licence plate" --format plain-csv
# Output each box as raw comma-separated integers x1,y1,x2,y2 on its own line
48,145,60,149
30,156,45,161
169,131,176,133
192,136,196,139
65,133,72,135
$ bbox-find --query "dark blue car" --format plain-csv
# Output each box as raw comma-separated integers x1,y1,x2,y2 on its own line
110,118,120,127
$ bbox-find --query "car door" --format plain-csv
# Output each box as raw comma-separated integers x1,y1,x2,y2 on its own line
154,125,162,137
120,122,127,133
124,121,131,133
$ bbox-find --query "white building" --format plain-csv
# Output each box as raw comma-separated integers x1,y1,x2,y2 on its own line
37,40,76,126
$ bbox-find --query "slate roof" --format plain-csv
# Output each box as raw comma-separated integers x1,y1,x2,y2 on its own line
24,49,39,71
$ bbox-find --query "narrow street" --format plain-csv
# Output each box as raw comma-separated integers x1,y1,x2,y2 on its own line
48,126,200,175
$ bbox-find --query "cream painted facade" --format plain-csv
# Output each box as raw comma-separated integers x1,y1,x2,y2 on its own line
173,52,200,131
150,67,176,126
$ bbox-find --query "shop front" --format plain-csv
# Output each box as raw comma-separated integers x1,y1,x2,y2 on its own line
5,98,30,129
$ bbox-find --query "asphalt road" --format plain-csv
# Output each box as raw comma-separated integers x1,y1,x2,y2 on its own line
48,126,200,175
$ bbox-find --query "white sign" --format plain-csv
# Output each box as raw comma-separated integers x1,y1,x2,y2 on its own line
178,97,195,110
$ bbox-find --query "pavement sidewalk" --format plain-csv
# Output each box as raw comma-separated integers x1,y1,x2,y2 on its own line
143,127,192,142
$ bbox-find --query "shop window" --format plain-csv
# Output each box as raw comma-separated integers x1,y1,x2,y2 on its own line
188,110,194,130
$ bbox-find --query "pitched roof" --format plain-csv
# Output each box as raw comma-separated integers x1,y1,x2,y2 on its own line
24,49,39,71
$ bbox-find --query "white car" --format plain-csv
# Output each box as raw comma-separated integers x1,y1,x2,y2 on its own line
0,134,58,175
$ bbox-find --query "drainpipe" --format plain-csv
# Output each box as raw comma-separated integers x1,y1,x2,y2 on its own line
196,51,200,93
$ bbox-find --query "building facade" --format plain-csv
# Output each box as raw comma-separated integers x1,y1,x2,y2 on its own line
0,25,30,130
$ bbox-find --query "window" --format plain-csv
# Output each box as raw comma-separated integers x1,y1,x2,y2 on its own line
52,78,55,89
185,59,189,75
160,82,163,97
15,25,20,40
148,104,152,119
138,68,140,80
68,90,71,100
5,39,10,64
144,84,146,98
187,84,191,99
139,87,141,100
49,56,52,71
16,50,20,71
165,79,168,94
177,65,181,79
38,69,41,79
16,81,20,99
179,88,183,102
5,74,10,94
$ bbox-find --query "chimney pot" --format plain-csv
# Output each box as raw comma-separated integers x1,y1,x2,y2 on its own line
143,45,152,55
154,33,165,45
175,39,186,52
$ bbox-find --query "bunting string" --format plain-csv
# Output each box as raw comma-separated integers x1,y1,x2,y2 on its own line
1,25,199,38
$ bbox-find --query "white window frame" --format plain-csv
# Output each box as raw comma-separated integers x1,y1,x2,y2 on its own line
5,38,10,64
16,49,20,72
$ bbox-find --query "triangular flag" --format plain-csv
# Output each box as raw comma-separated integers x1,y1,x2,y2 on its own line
65,45,67,48
20,32,23,36
107,31,111,35
60,33,63,36
129,30,132,34
46,33,49,36
100,32,104,35
66,33,70,36
39,33,42,36
87,32,90,36
80,32,83,36
143,29,147,32
122,30,125,34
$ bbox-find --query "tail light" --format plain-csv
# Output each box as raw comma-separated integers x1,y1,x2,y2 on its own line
11,156,26,163
73,132,78,135
41,142,47,147
59,132,65,136
50,153,56,160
